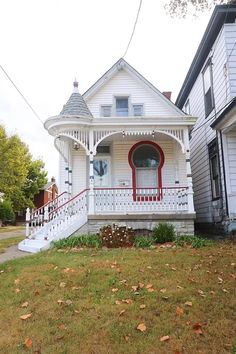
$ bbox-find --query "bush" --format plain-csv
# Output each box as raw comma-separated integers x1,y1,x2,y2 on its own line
134,236,154,248
100,224,134,248
53,234,101,249
174,235,213,248
153,222,175,243
0,200,15,224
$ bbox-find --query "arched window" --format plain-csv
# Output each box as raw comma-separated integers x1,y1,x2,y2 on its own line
128,141,164,201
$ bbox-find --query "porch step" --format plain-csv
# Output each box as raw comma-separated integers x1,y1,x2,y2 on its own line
18,238,51,253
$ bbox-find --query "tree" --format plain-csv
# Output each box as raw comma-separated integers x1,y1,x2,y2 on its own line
0,125,47,213
165,0,236,17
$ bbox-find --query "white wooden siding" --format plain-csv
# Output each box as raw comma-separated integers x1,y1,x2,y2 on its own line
183,25,235,222
86,69,182,118
71,149,87,196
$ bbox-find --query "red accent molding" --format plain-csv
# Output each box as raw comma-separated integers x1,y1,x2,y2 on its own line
128,141,165,201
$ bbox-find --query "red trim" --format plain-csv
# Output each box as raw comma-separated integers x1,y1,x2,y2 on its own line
128,141,165,201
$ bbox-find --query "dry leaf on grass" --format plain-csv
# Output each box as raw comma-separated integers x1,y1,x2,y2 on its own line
59,282,66,288
160,288,167,293
14,278,20,285
119,310,126,316
15,288,21,293
160,335,170,342
147,288,155,292
184,301,192,307
112,288,119,293
137,323,146,332
24,337,33,348
34,288,40,296
176,307,184,316
20,313,32,320
192,322,203,335
140,304,146,309
21,302,29,308
58,323,66,329
146,283,153,289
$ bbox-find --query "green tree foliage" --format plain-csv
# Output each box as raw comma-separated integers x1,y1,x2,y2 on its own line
0,125,47,213
0,200,15,224
165,0,236,17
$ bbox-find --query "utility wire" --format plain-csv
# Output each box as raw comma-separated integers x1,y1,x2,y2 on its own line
123,0,143,58
0,65,44,125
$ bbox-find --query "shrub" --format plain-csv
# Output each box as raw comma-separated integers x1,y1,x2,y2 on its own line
100,224,134,248
53,234,101,249
134,236,154,248
152,222,175,243
0,200,15,224
174,235,213,248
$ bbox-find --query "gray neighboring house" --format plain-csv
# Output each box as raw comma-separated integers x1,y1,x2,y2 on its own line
176,4,236,234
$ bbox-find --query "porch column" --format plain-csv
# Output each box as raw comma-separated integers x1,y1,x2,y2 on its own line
184,129,195,213
88,130,95,214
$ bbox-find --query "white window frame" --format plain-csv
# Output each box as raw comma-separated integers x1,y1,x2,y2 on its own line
114,96,130,117
202,59,214,117
100,105,112,117
208,139,221,200
132,104,144,116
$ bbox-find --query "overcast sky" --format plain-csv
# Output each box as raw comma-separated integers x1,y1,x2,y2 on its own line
0,0,212,181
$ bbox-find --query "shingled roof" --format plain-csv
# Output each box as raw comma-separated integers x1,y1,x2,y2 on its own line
60,80,93,117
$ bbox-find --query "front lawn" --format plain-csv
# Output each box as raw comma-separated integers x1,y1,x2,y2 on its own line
0,236,25,253
0,242,235,353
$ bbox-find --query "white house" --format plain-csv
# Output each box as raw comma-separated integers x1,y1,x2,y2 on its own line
19,58,196,253
176,4,236,234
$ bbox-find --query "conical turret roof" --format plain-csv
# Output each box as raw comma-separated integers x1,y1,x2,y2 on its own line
60,80,93,118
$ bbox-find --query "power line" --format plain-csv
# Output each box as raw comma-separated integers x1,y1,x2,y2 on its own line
0,65,44,125
123,0,143,58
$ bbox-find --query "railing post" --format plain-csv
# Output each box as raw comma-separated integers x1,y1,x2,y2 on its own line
88,130,95,215
25,208,31,238
186,151,195,213
44,205,49,222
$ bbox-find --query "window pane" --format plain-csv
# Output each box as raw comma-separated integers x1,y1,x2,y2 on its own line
133,104,143,116
116,98,128,116
203,66,211,92
101,106,111,117
133,145,160,168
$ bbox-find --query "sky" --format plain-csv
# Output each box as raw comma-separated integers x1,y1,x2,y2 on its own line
0,0,213,181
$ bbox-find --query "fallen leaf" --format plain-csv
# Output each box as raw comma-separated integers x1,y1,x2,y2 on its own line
147,288,155,292
222,288,229,293
184,301,192,307
124,334,131,341
122,299,133,304
140,304,146,309
138,282,144,288
192,322,203,335
112,288,119,293
160,335,170,342
15,288,21,293
218,277,223,284
176,307,184,316
14,278,20,285
21,301,29,308
160,288,167,293
65,300,73,305
24,338,33,348
57,299,64,305
115,300,122,305
137,323,146,332
58,323,66,329
131,285,138,291
20,313,32,320
177,285,184,290
171,267,177,271
119,310,126,316
146,283,153,289
59,282,66,288
147,266,152,269
34,288,40,296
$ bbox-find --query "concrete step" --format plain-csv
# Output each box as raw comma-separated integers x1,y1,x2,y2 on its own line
18,238,51,253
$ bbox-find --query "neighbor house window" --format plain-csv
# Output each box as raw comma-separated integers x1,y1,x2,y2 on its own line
132,104,143,116
116,97,128,116
184,99,190,115
203,60,214,117
101,105,112,117
208,139,221,199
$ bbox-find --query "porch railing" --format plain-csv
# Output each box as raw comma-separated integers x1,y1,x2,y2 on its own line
94,187,188,213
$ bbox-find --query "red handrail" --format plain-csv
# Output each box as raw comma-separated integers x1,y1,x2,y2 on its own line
32,191,68,215
49,188,89,216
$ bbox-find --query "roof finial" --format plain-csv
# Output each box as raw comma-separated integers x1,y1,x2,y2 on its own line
73,78,79,92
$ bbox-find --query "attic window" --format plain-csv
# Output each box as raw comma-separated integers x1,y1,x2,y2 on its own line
101,105,112,117
133,104,143,116
116,98,128,116
203,60,214,117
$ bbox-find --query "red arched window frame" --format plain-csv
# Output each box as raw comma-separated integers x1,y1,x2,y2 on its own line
128,141,165,201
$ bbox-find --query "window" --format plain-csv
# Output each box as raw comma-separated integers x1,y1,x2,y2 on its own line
101,105,112,117
203,60,214,117
208,139,221,199
116,98,128,116
132,144,160,168
184,100,190,115
97,145,110,154
132,104,143,116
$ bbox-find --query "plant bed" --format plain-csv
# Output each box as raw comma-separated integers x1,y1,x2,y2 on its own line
99,224,135,248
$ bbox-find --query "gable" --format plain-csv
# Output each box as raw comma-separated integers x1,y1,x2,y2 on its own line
86,66,183,118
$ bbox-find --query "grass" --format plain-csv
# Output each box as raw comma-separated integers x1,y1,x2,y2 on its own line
0,236,25,253
0,242,235,353
0,225,24,233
